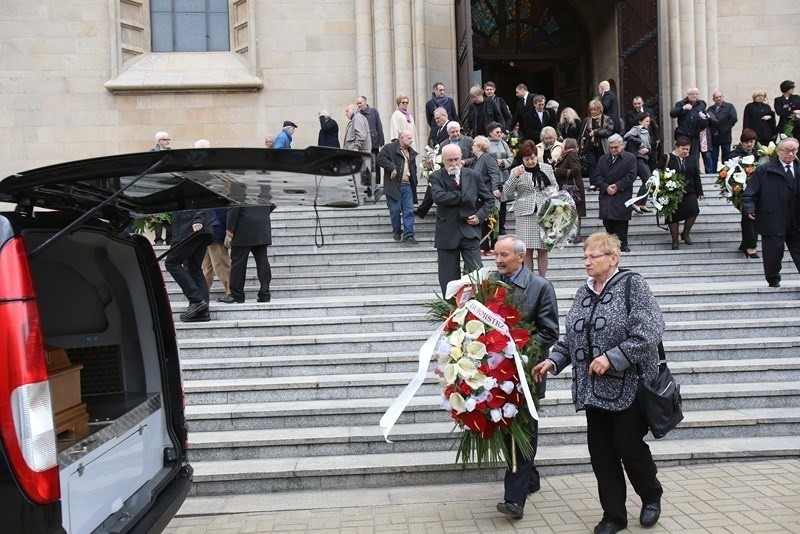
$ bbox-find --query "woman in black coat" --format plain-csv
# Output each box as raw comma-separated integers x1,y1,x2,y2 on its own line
742,90,776,146
727,129,760,258
317,111,340,148
657,137,704,250
558,107,582,141
774,80,800,139
552,138,586,241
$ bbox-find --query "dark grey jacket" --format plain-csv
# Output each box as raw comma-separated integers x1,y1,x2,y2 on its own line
377,141,419,203
226,206,273,247
549,271,664,412
591,151,637,221
742,158,800,235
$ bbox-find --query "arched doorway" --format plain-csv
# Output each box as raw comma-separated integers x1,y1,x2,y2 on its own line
467,1,591,116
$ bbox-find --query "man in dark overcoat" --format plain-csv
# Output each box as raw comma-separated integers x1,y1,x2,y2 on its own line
377,131,419,243
742,137,800,288
165,209,212,321
599,81,622,134
512,87,555,143
669,88,709,164
492,235,559,521
219,205,273,303
707,90,738,169
430,144,494,294
591,134,637,252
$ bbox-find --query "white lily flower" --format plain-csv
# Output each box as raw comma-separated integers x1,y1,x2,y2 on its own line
490,408,503,422
465,397,477,412
732,172,747,184
449,393,466,413
448,328,465,347
466,340,487,360
502,403,519,418
450,345,463,361
465,320,485,339
444,357,477,384
465,371,486,390
741,155,755,165
451,307,469,326
500,380,515,394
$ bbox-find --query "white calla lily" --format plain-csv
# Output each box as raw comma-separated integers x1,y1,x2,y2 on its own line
451,307,468,326
444,357,478,384
449,393,467,413
741,155,755,165
450,345,463,361
732,171,747,184
466,340,487,360
448,328,465,347
465,372,486,390
465,320,485,339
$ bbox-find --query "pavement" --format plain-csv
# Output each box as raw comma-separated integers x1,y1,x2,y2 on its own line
165,458,800,533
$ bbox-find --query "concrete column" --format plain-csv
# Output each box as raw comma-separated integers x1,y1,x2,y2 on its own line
678,0,696,95
411,0,429,134
705,0,719,93
392,0,414,99
355,0,375,102
666,0,682,104
373,0,395,125
693,0,709,100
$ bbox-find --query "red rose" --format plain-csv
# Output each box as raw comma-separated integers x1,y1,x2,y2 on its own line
478,330,507,353
444,320,459,332
478,362,491,375
511,328,531,349
458,381,473,396
444,385,454,398
461,411,495,439
486,388,508,409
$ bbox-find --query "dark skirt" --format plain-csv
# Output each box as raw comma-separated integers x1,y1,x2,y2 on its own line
665,193,699,223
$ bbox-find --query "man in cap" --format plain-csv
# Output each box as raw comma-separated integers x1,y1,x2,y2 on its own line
274,120,297,149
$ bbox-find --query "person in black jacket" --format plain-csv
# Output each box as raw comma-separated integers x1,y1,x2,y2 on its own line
377,132,420,244
165,209,212,321
669,88,709,165
219,206,274,303
742,137,800,288
462,85,504,138
484,81,512,132
775,80,800,139
658,137,704,250
742,90,776,146
729,129,761,259
707,91,738,169
512,86,555,143
317,110,340,148
599,81,622,134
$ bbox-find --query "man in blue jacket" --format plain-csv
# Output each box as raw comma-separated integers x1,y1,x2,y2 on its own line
274,121,297,149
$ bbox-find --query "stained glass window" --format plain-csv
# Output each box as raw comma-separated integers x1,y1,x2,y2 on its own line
472,0,573,55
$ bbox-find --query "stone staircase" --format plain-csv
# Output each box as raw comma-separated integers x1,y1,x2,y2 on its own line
163,175,800,497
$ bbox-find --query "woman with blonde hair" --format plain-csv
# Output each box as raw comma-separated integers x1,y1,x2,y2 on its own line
581,99,614,178
504,140,558,276
558,107,582,140
536,126,563,165
469,135,502,254
742,89,776,146
390,93,418,146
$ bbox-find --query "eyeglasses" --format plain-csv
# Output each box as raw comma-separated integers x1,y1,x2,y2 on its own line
778,148,798,154
582,253,610,262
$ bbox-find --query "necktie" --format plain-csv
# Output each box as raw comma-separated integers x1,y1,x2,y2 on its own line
450,172,460,187
611,156,617,166
786,164,794,177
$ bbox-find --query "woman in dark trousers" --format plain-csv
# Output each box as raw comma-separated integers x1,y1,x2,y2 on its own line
657,137,704,250
470,135,502,254
534,232,665,534
219,205,274,304
580,99,614,179
728,129,760,258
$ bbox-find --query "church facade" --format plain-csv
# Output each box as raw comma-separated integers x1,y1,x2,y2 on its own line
0,0,797,177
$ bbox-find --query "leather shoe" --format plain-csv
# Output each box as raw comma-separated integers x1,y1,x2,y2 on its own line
402,236,419,244
768,281,781,288
180,301,208,319
180,310,210,323
217,295,243,304
640,500,661,527
496,501,523,520
257,296,271,303
621,246,631,252
393,233,402,241
594,519,627,534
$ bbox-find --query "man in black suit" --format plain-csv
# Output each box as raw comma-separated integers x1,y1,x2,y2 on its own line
624,96,661,167
591,134,638,252
599,80,621,134
511,85,554,143
416,121,475,219
427,107,450,148
707,90,738,169
430,144,494,294
219,205,274,303
425,82,459,131
492,235,559,521
742,137,800,288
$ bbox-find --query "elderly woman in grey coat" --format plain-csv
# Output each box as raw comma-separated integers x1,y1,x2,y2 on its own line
487,121,514,235
533,232,665,534
470,135,502,254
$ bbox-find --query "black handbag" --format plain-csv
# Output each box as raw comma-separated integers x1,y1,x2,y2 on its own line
561,169,582,204
624,273,684,439
637,343,684,439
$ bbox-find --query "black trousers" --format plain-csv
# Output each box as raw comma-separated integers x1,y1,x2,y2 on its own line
761,226,800,285
711,142,732,170
503,419,538,506
165,240,209,305
602,219,630,249
739,212,758,250
436,237,482,295
634,158,651,205
417,187,433,216
371,148,381,185
229,244,272,302
586,402,663,526
498,201,509,235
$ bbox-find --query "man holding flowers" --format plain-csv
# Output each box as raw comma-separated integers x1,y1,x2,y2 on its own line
492,235,559,520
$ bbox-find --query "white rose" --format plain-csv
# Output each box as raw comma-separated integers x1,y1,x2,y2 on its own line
502,403,519,418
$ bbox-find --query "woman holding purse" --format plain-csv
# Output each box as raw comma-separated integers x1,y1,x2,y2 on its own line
487,121,514,235
504,139,558,276
553,137,586,242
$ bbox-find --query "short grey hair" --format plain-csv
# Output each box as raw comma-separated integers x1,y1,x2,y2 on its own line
608,133,624,145
193,138,210,148
469,85,484,98
446,121,461,133
778,137,799,150
155,131,170,141
433,107,448,118
497,234,525,254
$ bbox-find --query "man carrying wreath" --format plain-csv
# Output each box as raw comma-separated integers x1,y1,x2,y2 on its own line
492,235,560,520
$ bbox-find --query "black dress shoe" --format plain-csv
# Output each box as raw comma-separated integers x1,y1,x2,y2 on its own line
180,301,208,319
181,310,211,323
393,233,402,241
640,500,661,527
257,296,271,303
217,295,244,304
496,501,524,520
768,281,781,288
594,519,627,534
402,236,419,244
621,246,631,252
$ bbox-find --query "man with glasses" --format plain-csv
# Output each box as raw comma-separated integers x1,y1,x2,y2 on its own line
591,134,637,252
425,82,458,131
742,137,800,288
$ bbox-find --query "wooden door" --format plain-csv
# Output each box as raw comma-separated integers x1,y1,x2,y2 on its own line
617,0,659,127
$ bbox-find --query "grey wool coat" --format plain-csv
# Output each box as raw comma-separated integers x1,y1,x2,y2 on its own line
548,270,664,413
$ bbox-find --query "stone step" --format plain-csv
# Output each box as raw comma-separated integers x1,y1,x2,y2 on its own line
186,407,800,462
186,435,800,496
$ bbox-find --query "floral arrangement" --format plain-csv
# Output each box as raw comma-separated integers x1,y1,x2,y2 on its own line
538,190,578,251
757,141,777,162
420,144,443,181
508,130,521,159
480,206,501,246
626,168,686,221
782,111,800,136
716,155,757,210
131,213,172,235
424,271,540,467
